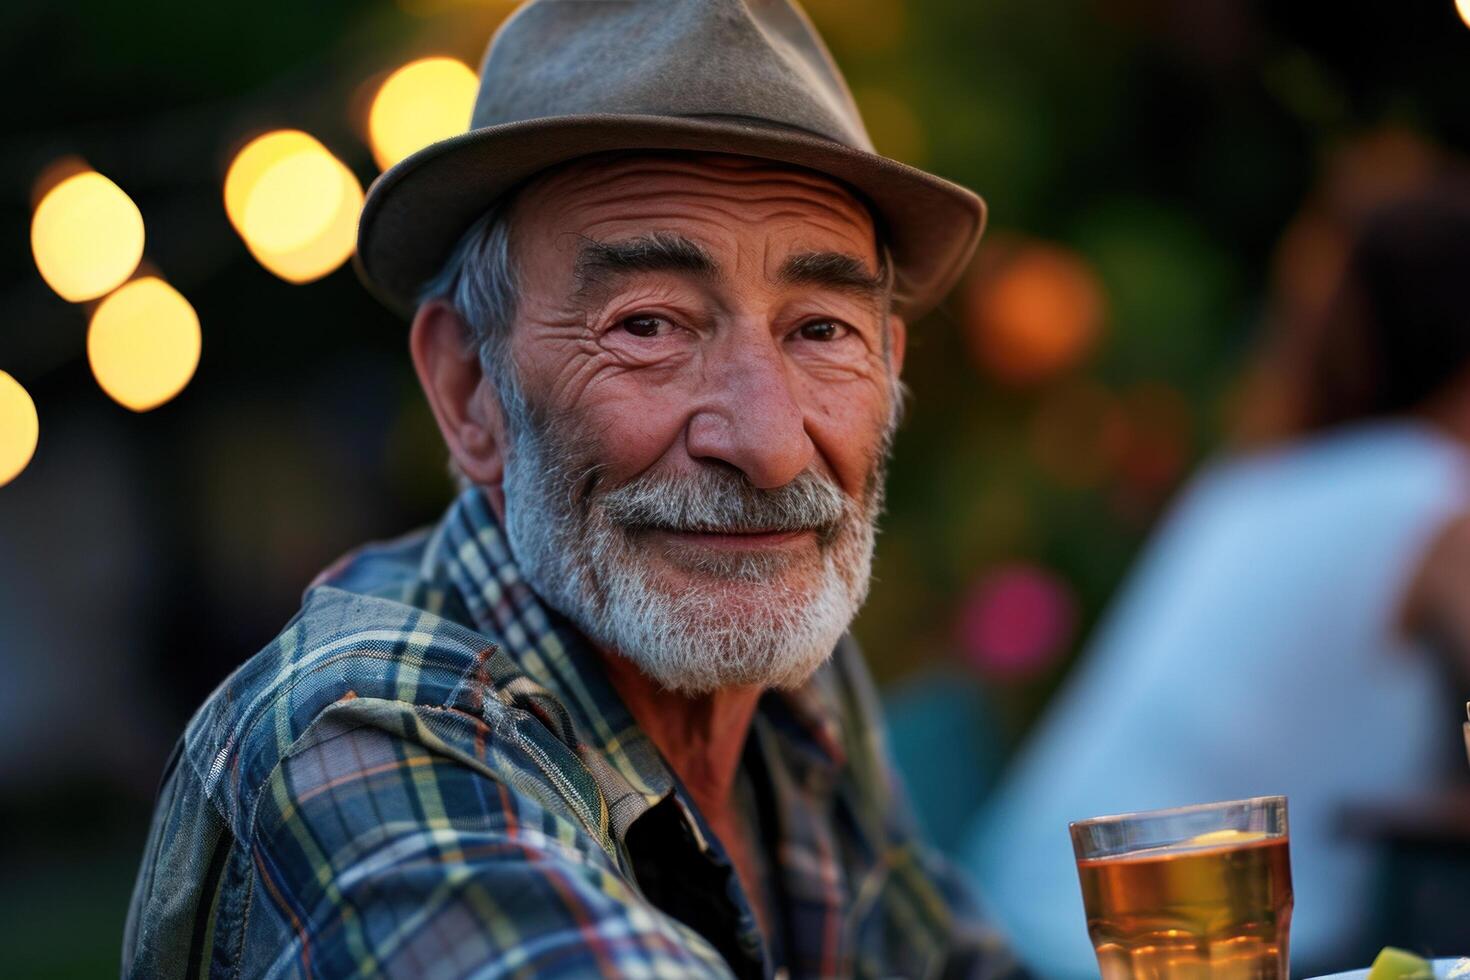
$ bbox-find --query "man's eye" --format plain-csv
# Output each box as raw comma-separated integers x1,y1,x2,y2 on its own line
797,319,847,342
619,315,669,338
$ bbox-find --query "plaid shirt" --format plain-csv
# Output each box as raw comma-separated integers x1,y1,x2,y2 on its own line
124,486,1017,979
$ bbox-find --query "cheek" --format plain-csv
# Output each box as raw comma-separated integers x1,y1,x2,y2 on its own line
797,374,893,495
574,383,692,480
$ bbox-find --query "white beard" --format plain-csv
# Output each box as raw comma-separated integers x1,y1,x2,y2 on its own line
499,402,887,695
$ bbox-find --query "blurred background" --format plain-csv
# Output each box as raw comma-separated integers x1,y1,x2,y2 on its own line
6,0,1470,976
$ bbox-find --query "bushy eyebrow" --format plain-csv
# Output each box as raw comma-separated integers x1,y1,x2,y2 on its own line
572,233,715,303
777,250,887,306
569,234,886,312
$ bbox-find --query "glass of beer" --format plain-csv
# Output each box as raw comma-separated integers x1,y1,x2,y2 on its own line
1070,796,1293,979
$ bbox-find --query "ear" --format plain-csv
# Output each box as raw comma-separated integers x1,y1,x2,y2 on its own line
888,314,907,376
409,300,507,489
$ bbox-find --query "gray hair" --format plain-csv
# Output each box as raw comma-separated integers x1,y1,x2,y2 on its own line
416,191,909,489
416,197,529,489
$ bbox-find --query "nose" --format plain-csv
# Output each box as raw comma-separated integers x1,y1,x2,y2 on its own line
684,331,814,489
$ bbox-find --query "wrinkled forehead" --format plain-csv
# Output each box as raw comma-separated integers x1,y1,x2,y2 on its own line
505,151,882,273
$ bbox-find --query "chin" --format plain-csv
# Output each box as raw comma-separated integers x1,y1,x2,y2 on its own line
586,564,856,696
651,544,820,587
632,638,837,697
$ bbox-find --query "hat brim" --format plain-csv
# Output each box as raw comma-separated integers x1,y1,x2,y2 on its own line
355,113,986,321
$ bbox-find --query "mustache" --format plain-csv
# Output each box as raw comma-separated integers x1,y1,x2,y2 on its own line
596,466,851,541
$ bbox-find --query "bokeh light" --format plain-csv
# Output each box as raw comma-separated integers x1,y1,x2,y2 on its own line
956,564,1077,678
87,277,201,412
30,170,145,302
223,130,363,284
1116,382,1192,498
1322,126,1439,218
1028,380,1129,489
964,241,1106,386
1457,0,1470,31
368,57,478,170
0,371,39,487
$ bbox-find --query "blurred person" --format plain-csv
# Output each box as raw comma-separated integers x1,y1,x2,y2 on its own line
963,177,1470,975
122,1,1021,977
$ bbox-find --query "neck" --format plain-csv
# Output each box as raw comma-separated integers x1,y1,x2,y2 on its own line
598,649,762,815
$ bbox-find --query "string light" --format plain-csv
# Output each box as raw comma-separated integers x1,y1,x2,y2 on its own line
87,277,201,412
0,371,39,487
368,57,478,170
223,130,363,283
30,170,145,302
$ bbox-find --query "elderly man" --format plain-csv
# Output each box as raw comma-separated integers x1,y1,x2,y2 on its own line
125,1,1016,977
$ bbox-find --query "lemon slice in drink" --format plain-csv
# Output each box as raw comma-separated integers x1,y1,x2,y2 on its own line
1185,829,1268,846
1366,947,1434,980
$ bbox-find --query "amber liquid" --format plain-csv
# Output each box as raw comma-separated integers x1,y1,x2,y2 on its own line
1076,836,1293,979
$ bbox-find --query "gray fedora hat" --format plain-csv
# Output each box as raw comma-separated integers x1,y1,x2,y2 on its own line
355,0,987,321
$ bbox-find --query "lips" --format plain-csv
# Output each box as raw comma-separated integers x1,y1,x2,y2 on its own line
655,527,814,548
639,521,814,535
696,527,782,535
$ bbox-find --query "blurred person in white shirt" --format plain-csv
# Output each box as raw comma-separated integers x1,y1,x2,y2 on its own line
964,176,1470,976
